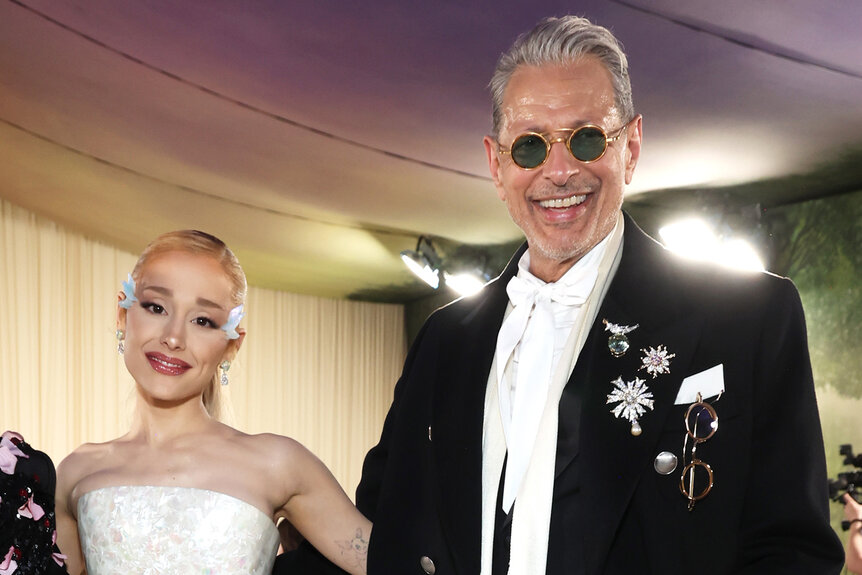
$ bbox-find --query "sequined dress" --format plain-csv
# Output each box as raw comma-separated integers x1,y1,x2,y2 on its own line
77,485,280,575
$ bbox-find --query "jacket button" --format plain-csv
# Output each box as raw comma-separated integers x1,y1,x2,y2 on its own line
419,555,436,574
653,450,678,475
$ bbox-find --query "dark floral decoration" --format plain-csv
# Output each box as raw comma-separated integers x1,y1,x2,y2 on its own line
0,431,67,575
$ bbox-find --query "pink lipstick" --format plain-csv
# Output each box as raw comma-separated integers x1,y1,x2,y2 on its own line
146,352,191,376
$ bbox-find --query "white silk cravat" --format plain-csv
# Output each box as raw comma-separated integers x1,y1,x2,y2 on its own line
495,258,598,512
480,215,624,575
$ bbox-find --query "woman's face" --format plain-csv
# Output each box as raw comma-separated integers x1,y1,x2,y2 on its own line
119,251,242,409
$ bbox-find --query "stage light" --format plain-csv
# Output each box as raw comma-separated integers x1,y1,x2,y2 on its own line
401,236,494,294
659,218,765,272
443,271,486,297
718,238,765,272
659,218,719,261
400,236,440,289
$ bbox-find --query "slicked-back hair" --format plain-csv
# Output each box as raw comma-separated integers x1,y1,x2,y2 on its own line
131,230,247,421
489,16,634,138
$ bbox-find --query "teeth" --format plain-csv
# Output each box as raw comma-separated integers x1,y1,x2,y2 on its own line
538,195,586,208
152,356,183,368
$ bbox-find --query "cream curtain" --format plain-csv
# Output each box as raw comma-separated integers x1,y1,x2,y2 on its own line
0,198,406,495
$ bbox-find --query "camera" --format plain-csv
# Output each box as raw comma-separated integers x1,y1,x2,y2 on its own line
828,444,862,530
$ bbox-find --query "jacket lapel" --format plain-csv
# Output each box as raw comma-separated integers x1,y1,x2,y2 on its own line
575,216,706,575
432,244,525,573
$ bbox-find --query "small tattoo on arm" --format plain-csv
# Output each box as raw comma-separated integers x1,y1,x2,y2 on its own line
336,528,368,570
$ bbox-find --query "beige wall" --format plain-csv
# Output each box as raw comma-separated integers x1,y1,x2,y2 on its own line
0,199,407,495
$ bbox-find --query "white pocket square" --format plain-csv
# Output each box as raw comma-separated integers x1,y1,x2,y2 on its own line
674,364,724,405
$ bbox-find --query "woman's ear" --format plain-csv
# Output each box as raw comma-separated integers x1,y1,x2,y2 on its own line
116,295,127,332
223,328,246,362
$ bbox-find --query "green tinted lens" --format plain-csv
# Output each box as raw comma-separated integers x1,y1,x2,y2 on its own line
511,134,548,168
569,127,608,162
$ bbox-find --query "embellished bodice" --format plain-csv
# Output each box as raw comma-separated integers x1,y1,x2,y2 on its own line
77,485,280,575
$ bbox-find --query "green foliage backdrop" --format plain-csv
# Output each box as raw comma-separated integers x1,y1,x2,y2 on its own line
771,189,862,538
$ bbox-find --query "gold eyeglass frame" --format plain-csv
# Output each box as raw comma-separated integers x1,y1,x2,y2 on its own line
497,122,630,169
679,392,718,511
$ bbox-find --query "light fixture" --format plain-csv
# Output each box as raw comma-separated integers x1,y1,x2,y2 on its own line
401,236,492,294
717,238,765,272
400,236,440,289
443,271,487,297
659,218,765,272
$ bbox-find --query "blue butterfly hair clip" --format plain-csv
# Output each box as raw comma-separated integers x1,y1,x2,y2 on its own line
118,274,138,309
221,304,245,340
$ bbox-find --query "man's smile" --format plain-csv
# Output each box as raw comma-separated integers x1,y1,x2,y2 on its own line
537,194,587,209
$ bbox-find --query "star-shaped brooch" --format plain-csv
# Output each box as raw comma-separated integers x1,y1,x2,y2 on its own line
639,345,675,378
606,376,654,436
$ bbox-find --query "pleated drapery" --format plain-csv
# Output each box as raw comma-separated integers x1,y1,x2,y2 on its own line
0,198,406,495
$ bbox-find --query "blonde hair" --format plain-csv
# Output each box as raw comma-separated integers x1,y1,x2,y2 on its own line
131,230,247,420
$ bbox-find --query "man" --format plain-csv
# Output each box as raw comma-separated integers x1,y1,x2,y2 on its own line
277,15,843,575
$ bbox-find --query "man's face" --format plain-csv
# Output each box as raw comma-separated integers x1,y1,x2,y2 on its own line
484,57,642,281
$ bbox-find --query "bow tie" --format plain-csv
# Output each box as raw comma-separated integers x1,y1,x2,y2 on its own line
505,273,592,309
495,267,597,512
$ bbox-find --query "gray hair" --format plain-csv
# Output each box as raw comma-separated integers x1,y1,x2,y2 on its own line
489,16,634,138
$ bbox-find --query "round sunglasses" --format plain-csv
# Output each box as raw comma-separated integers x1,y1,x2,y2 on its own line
498,121,631,169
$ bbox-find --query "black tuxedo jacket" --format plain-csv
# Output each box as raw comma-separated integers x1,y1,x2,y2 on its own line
277,214,843,575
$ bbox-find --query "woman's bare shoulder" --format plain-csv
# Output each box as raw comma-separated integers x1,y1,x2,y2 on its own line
58,440,117,479
229,431,331,489
230,430,310,462
56,438,127,510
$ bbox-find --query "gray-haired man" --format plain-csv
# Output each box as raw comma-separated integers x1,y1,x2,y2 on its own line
277,15,843,575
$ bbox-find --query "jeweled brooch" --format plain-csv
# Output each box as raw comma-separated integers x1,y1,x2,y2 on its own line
606,376,654,436
639,345,675,378
602,319,639,357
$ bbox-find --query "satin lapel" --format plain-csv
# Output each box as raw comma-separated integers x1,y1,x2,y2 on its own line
432,244,524,574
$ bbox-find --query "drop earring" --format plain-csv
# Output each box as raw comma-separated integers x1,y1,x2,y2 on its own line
219,360,231,386
116,329,125,355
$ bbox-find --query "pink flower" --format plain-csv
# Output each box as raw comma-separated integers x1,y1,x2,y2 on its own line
0,433,27,475
50,531,66,566
0,432,27,457
0,447,17,475
17,495,45,521
0,547,17,575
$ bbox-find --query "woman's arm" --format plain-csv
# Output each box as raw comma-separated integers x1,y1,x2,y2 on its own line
55,455,86,575
277,442,371,575
844,494,862,574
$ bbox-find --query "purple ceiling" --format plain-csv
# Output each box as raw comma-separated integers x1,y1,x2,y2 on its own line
1,0,860,298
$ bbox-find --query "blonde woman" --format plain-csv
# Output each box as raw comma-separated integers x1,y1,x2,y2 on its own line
56,230,370,575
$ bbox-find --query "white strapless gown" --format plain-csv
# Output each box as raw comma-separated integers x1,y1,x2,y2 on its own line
78,485,280,575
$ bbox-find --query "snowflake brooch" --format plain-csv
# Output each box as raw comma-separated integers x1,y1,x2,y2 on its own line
606,376,654,436
639,345,675,378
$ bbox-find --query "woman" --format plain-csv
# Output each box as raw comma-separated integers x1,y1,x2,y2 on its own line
845,493,862,574
56,230,370,575
1,430,68,574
